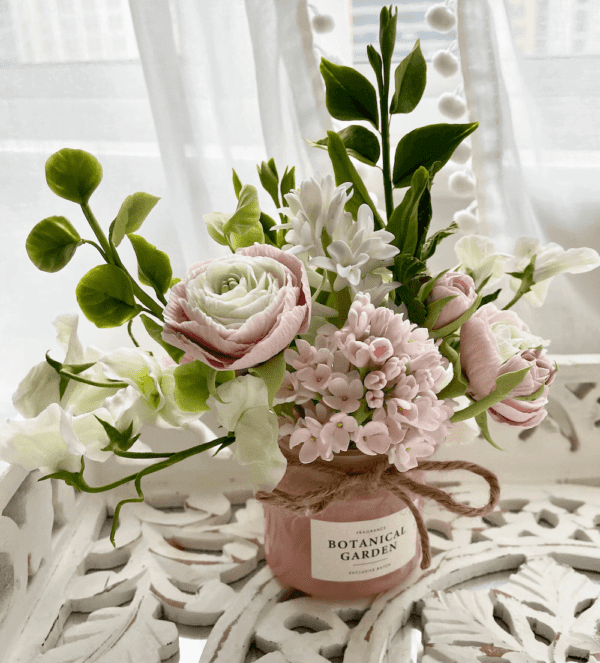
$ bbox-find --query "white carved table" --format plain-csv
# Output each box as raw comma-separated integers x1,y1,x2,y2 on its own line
1,355,599,663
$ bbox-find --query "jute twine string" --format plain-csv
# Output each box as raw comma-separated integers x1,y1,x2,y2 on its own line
255,457,500,569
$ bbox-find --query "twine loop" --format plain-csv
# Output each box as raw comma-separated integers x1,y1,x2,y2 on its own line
255,456,500,570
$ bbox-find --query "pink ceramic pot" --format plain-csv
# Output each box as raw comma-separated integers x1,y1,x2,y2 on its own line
262,444,424,599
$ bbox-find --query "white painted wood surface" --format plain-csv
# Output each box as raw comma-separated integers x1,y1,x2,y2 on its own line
1,354,599,662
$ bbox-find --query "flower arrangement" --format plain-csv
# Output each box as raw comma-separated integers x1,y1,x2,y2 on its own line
2,7,599,590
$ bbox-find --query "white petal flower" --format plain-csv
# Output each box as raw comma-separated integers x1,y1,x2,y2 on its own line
233,407,286,492
454,234,511,288
71,408,115,463
0,403,86,473
510,237,600,306
207,375,270,433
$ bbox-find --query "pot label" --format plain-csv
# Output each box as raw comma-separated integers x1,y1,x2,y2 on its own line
310,510,417,582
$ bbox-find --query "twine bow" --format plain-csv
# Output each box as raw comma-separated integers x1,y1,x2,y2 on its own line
255,457,500,570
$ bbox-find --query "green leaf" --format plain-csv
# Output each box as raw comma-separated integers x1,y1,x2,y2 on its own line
395,284,427,326
76,264,140,328
45,148,103,204
393,254,426,284
475,411,504,450
320,58,379,129
26,216,82,272
257,159,280,208
387,166,429,255
249,352,286,406
393,122,479,188
204,212,232,247
437,342,468,400
326,131,385,227
366,44,383,93
451,366,531,423
421,221,459,261
424,295,457,330
140,314,184,363
310,125,381,167
259,212,278,246
379,5,398,78
390,39,427,115
223,184,264,250
232,169,242,199
96,417,140,453
480,288,502,306
280,166,296,204
418,268,450,302
111,192,161,247
514,381,546,402
415,186,433,258
429,294,482,338
128,233,172,296
173,360,211,412
170,277,181,288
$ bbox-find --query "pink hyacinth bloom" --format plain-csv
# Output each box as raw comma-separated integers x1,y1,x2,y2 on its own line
321,413,357,454
364,370,386,391
296,363,332,393
355,421,391,455
368,337,394,363
322,374,364,413
284,339,317,370
366,389,384,409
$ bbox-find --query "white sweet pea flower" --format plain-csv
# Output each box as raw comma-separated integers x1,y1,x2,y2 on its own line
445,397,479,446
233,407,286,492
207,375,287,492
13,315,116,419
157,367,204,428
509,237,600,306
0,403,112,474
454,234,511,288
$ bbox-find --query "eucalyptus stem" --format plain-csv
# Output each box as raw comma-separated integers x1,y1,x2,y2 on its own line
81,202,115,265
59,369,128,389
82,239,108,261
111,249,165,321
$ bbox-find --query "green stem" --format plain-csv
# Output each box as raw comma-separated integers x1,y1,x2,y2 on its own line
81,202,115,265
82,239,108,261
59,370,128,389
77,436,235,494
113,449,175,459
379,67,394,222
502,289,526,311
111,248,165,321
127,319,140,347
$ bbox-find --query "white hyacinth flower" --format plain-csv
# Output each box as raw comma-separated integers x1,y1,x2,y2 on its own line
310,203,399,292
275,174,352,260
509,236,600,306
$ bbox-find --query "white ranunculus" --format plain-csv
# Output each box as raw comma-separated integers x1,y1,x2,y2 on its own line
454,235,511,288
490,319,549,362
233,407,286,492
207,375,270,433
0,403,87,473
510,237,600,306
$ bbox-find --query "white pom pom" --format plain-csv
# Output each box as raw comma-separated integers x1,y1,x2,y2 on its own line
449,171,476,197
449,140,471,164
425,4,456,32
453,209,479,233
438,93,466,119
312,14,335,33
433,50,459,77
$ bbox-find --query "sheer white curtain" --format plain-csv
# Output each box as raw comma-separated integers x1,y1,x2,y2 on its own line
129,0,334,266
0,0,339,419
458,0,600,352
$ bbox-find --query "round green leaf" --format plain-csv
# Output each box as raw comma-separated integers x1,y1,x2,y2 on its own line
128,233,173,296
76,265,140,328
45,148,103,204
111,192,161,247
26,216,82,272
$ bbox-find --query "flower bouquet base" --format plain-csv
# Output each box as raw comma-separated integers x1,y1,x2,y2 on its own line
259,444,425,599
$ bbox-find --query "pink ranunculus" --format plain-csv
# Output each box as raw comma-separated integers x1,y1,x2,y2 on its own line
460,304,557,428
162,244,311,371
427,271,477,330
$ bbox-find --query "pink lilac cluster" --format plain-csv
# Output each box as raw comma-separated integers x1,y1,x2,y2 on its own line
275,293,454,471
